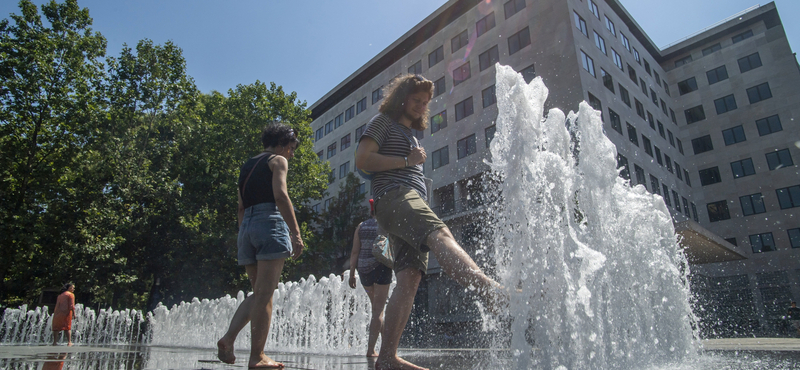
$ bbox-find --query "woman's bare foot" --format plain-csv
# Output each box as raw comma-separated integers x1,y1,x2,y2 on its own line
217,338,236,364
248,353,283,369
375,356,428,370
67,342,73,346
366,350,379,357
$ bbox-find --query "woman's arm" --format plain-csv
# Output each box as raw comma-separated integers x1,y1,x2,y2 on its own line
237,189,245,228
270,156,304,259
355,137,427,172
348,223,362,289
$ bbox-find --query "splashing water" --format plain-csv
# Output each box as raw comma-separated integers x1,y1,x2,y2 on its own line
485,65,697,369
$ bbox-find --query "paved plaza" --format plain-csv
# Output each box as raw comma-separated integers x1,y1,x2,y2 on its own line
1,339,800,369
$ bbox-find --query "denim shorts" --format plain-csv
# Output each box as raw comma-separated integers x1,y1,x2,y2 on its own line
237,203,292,265
358,263,393,287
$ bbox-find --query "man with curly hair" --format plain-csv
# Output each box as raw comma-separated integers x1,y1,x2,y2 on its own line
356,74,504,370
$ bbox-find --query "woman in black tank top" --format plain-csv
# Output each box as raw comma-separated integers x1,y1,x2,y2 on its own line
217,123,304,369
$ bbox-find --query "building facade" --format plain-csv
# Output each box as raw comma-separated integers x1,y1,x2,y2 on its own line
308,0,799,338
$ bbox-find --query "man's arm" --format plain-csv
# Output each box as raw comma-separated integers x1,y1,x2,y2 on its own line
355,137,426,172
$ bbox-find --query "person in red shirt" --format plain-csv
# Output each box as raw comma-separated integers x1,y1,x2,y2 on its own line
51,283,75,346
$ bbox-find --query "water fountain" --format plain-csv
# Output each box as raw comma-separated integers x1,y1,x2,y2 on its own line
2,66,797,369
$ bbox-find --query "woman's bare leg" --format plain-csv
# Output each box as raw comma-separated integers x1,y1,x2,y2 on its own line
248,258,285,368
367,284,390,357
217,264,260,364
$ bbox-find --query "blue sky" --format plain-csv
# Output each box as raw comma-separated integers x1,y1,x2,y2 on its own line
2,0,797,107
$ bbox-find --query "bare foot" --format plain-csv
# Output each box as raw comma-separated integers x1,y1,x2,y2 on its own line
67,342,73,347
248,353,283,369
366,350,378,357
375,356,428,370
217,338,236,364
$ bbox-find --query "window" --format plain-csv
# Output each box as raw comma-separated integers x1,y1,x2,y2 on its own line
574,12,588,37
315,127,323,141
642,135,653,156
312,203,320,214
674,55,692,67
479,45,500,71
702,43,721,56
588,92,602,112
588,0,600,18
655,72,661,87
740,193,766,216
609,109,622,134
372,87,383,104
408,60,422,75
340,133,351,150
738,52,762,73
657,121,665,138
672,191,680,211
665,154,673,173
621,33,630,51
749,232,776,253
721,126,746,146
684,105,706,124
325,119,334,134
316,151,323,161
668,130,675,147
692,203,699,222
482,85,497,108
508,27,531,55
594,31,607,55
665,84,671,97
432,146,449,169
706,65,729,85
635,99,645,119
746,82,772,104
485,125,496,148
756,115,782,136
452,30,469,53
644,60,651,75
355,124,366,140
580,51,596,77
647,112,655,129
662,185,671,206
707,200,730,222
732,29,753,43
619,85,630,107
634,164,646,189
677,77,698,95
766,149,793,170
692,135,714,154
699,166,721,186
520,64,536,83
640,78,648,96
677,138,684,155
650,175,660,195
684,169,691,186
412,128,424,140
324,198,332,210
431,110,447,134
504,0,526,19
344,106,355,122
650,89,658,105
434,77,446,97
617,154,630,180
628,64,637,81
335,114,344,129
612,49,623,70
655,147,663,165
457,134,477,159
731,158,755,179
789,228,800,248
476,12,496,37
455,96,474,121
453,61,471,86
714,94,737,114
327,142,337,159
676,163,683,180
684,197,690,216
357,183,366,195
429,46,444,68
356,97,367,115
670,109,677,124
339,161,350,179
777,185,800,209
605,16,616,36
627,123,638,146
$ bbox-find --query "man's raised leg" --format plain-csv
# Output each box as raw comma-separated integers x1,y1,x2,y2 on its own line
376,268,428,370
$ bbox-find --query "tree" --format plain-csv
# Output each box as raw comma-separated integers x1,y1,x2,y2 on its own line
0,0,107,306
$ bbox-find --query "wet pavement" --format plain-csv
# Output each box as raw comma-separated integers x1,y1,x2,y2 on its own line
1,339,799,369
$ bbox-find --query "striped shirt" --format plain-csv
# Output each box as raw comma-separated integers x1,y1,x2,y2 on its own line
360,114,427,201
357,218,380,274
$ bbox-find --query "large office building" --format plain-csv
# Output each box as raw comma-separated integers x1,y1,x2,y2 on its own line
308,0,799,338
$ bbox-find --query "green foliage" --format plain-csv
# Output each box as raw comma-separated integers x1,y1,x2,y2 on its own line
0,0,329,311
